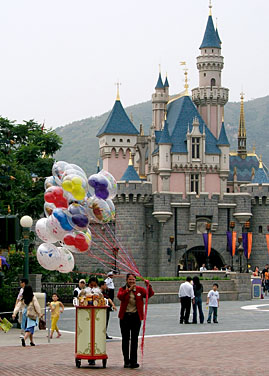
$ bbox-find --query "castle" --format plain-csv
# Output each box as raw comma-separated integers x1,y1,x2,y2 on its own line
93,4,269,276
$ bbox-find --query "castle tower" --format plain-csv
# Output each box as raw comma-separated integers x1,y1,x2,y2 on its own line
158,119,172,191
152,70,169,131
217,117,230,195
192,4,229,139
237,92,247,158
96,85,139,181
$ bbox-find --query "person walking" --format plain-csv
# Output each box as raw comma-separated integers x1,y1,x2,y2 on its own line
49,293,64,339
178,276,195,324
105,271,115,301
14,278,28,338
192,276,204,324
12,285,42,346
206,283,219,323
117,273,154,369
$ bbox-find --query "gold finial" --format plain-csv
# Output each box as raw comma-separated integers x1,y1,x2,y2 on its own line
259,155,263,169
216,17,218,28
221,113,224,123
115,81,121,101
252,142,256,153
164,111,167,121
159,64,161,74
128,153,133,166
209,0,212,16
130,112,134,123
180,61,189,96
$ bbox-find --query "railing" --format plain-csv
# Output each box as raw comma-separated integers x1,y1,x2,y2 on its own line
41,282,76,304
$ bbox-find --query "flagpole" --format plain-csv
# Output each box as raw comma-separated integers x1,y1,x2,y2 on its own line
230,221,235,271
245,221,250,273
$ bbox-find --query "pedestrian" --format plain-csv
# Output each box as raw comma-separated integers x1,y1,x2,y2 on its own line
99,281,117,339
252,266,260,277
84,276,101,295
105,271,115,301
14,278,28,338
117,273,154,369
199,264,207,272
12,285,42,347
206,283,219,323
49,293,64,339
192,276,204,324
73,279,86,305
178,276,195,324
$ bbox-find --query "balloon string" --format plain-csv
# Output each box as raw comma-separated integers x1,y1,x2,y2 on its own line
140,283,149,362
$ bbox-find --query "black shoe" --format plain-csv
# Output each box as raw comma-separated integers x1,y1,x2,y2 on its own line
207,321,211,324
106,335,112,339
185,321,190,324
124,363,130,368
192,322,197,324
21,338,26,347
213,321,218,324
179,321,183,324
130,363,140,369
30,342,35,346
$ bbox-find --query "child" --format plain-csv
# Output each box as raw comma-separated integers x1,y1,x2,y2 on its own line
206,283,219,324
49,293,64,338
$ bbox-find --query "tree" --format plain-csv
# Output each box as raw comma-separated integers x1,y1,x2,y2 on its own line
0,118,62,218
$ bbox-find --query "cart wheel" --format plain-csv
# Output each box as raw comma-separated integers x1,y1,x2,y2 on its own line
102,359,107,368
76,359,81,368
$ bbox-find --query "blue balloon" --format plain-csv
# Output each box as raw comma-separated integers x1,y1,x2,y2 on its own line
53,208,73,231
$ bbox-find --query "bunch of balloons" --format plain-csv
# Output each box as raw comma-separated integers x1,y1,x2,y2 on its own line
35,161,117,273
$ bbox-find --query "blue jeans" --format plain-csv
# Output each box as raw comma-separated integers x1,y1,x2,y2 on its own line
193,297,204,323
207,306,218,322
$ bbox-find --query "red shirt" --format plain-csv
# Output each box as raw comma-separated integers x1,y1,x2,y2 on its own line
117,284,154,321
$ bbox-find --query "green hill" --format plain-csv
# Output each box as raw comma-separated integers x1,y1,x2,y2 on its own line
55,95,269,176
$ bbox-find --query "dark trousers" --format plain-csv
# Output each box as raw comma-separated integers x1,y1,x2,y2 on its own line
180,296,191,323
192,297,204,323
120,312,141,365
207,306,218,322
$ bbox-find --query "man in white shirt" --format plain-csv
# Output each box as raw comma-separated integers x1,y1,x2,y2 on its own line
200,264,207,272
105,271,115,301
178,276,195,324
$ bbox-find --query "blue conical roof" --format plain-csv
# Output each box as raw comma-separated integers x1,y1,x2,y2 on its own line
216,27,222,45
217,122,230,146
200,15,221,49
96,100,139,137
159,120,172,144
164,76,169,88
120,165,141,181
155,73,164,89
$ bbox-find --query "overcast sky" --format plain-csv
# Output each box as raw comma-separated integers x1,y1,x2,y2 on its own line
0,0,268,129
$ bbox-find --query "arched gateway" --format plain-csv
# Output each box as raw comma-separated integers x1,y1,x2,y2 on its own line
180,246,224,271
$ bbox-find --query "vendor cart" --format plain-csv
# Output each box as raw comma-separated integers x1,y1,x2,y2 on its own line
75,306,108,368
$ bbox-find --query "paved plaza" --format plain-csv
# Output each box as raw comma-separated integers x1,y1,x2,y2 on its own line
1,299,269,375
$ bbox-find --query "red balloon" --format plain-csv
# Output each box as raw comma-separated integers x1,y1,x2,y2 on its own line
44,186,68,209
64,233,89,252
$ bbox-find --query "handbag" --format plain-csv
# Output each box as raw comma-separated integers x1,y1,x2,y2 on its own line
39,317,46,330
27,302,37,320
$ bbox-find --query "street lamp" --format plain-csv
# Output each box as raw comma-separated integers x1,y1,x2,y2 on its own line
229,221,235,271
244,221,250,273
205,223,211,270
238,236,244,273
20,215,33,280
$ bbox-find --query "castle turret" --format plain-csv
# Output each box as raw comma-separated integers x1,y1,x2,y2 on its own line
152,70,169,131
158,119,172,191
217,118,230,195
237,92,247,159
96,85,139,181
192,4,229,139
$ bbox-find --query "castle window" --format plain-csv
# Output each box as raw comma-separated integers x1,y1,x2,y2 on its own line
212,49,214,53
166,153,168,162
120,139,123,142
127,139,130,143
190,174,199,194
112,138,116,142
259,226,263,233
192,137,200,159
205,49,207,53
224,155,226,163
211,78,216,88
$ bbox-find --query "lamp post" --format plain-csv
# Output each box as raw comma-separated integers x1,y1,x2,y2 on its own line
20,215,33,280
238,236,244,273
244,221,250,273
229,221,235,272
205,223,211,270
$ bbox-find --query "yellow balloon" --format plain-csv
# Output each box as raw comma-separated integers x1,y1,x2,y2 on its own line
62,180,73,192
72,186,85,200
72,176,83,186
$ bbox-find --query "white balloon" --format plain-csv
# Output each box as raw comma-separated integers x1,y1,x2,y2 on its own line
35,218,58,243
37,243,62,271
57,247,75,273
46,213,70,241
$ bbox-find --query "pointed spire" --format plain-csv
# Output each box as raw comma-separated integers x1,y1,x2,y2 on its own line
200,8,221,49
180,62,189,95
159,119,172,144
155,71,164,89
252,155,269,184
164,73,169,88
237,92,247,158
120,154,141,182
259,155,263,169
115,81,121,101
217,121,230,146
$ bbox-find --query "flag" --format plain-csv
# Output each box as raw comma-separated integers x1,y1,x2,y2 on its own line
203,232,212,257
242,233,252,259
227,231,237,257
232,231,237,257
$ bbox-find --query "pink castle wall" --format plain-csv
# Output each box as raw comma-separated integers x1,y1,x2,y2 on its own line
170,173,186,195
210,106,218,138
205,174,220,194
103,149,130,181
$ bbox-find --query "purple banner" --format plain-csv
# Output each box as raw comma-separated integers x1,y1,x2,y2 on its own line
203,233,208,254
226,231,232,256
242,232,248,258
